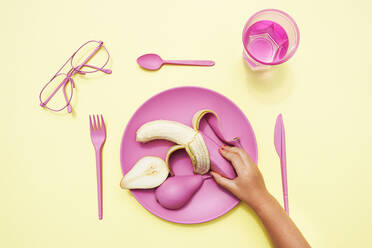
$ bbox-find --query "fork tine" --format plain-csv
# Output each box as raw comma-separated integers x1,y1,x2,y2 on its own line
93,115,97,130
101,115,105,132
89,115,93,131
96,114,101,130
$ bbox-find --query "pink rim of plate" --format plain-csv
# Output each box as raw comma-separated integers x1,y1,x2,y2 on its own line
120,86,258,224
242,9,300,66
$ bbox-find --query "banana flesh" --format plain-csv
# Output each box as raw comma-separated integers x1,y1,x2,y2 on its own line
136,110,219,175
136,120,196,145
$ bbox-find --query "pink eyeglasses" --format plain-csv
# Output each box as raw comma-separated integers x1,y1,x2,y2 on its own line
39,40,112,113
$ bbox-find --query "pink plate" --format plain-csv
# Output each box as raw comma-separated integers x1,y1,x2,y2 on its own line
120,86,257,224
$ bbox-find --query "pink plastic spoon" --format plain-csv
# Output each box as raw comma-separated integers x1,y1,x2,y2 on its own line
137,53,215,70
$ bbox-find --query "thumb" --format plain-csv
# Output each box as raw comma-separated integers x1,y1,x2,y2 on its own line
210,171,236,192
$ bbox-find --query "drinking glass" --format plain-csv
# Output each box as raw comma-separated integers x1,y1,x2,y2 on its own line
242,9,300,70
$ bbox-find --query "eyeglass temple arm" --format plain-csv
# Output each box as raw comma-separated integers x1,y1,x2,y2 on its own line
74,41,111,74
42,66,109,112
79,64,112,74
40,76,71,107
62,79,73,113
74,41,104,71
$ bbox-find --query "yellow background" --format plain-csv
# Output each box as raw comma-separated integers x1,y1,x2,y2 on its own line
2,0,372,247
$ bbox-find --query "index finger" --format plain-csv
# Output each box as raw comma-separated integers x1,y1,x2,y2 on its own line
218,146,246,176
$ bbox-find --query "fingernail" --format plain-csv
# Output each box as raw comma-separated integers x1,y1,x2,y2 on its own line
220,146,224,151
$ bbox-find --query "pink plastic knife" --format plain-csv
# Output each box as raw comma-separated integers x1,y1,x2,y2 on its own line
274,114,289,214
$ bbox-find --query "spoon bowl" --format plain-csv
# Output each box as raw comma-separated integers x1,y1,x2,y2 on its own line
137,54,164,70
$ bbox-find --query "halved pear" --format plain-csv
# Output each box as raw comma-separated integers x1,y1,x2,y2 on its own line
120,156,169,189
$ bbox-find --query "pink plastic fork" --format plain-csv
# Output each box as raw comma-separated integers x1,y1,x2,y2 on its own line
89,115,106,220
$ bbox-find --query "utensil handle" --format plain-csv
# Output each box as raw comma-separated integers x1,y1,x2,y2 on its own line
284,195,289,214
280,159,289,215
95,149,103,220
163,60,215,66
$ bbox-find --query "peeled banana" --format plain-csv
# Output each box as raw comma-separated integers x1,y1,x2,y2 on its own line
136,110,218,175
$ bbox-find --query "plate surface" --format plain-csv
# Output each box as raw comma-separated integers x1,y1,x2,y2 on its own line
120,86,257,224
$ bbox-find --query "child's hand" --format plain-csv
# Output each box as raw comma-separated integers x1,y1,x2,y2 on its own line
210,145,269,209
211,146,311,248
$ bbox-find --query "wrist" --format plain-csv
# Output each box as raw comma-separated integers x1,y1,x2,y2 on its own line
245,190,274,212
